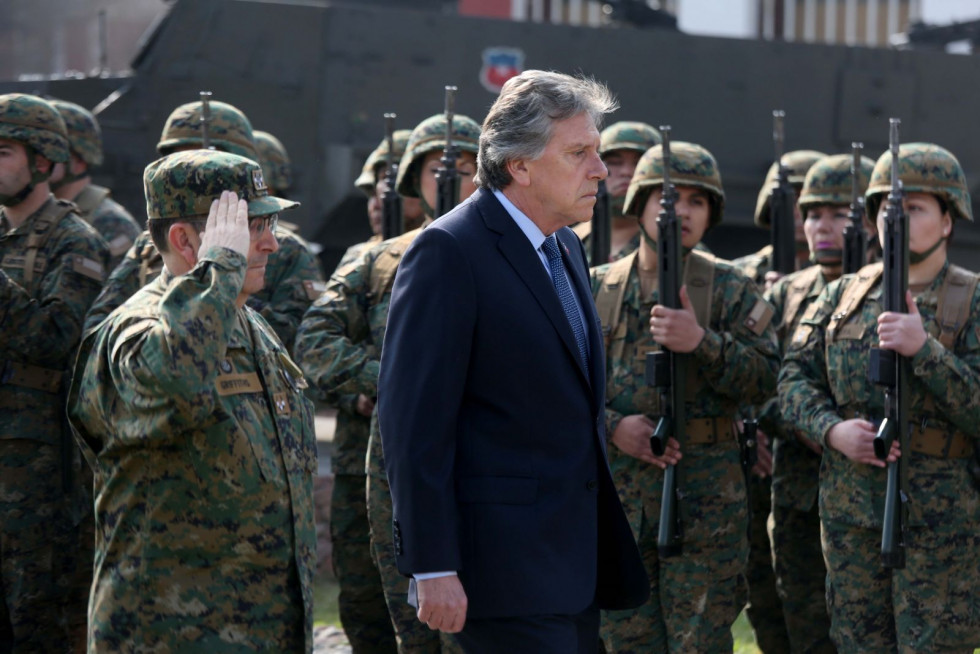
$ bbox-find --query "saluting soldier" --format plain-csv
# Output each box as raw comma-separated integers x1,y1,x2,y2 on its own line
294,112,481,654
592,141,779,653
0,93,108,651
68,150,317,651
49,99,141,272
83,100,324,351
760,152,874,653
779,142,980,652
573,121,661,265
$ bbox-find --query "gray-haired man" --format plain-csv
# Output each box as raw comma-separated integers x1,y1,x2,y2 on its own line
378,70,648,653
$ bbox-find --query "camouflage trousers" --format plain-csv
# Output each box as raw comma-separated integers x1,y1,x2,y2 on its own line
331,473,397,654
770,502,834,654
0,440,72,653
600,451,749,653
822,517,980,653
744,475,791,654
366,471,461,654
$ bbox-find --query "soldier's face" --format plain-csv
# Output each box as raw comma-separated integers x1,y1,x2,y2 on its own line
418,150,478,213
642,185,712,250
514,112,607,227
804,204,849,259
0,139,31,200
368,181,383,235
603,149,642,198
876,191,951,258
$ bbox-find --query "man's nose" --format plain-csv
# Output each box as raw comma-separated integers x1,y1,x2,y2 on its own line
592,153,608,180
258,229,279,254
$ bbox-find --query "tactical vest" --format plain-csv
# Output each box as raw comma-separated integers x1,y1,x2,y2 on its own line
779,265,823,338
826,261,979,458
138,240,164,287
72,184,110,219
1,199,101,394
593,249,716,365
368,229,420,300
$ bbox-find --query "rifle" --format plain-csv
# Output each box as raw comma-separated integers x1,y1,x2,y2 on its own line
740,418,759,473
381,113,403,240
434,85,461,218
770,110,796,274
842,142,868,274
869,118,908,569
199,91,213,149
646,126,685,558
590,180,612,264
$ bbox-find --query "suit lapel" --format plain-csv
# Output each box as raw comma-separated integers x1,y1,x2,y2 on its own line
557,228,604,400
477,190,591,389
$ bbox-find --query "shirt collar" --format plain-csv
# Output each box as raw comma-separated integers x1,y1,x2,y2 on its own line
493,189,547,253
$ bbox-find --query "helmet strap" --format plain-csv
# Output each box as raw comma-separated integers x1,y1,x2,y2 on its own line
49,158,87,191
0,148,44,207
414,177,435,220
637,219,693,257
909,236,946,264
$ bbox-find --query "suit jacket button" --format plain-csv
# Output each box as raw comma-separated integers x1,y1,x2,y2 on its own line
586,479,598,491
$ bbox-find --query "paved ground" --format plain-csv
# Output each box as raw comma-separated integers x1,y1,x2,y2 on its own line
313,625,352,653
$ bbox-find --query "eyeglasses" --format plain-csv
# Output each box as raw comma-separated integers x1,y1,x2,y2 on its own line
248,213,279,240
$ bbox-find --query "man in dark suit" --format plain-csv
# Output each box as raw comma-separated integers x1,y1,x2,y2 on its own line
377,70,648,653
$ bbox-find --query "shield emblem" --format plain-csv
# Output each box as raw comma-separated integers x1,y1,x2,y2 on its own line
479,47,525,94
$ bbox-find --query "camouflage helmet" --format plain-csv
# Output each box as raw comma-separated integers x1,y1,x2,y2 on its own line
354,129,412,195
0,93,70,165
754,149,826,227
865,142,972,222
157,100,258,160
50,99,103,166
599,121,662,157
623,141,725,226
253,130,292,194
395,114,481,198
798,153,875,216
144,150,298,221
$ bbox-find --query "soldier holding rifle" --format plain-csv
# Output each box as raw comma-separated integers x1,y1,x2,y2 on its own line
759,149,874,653
779,126,980,651
591,136,778,652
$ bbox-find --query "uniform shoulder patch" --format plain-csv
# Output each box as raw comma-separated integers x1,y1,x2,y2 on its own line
108,234,134,257
743,298,774,336
69,255,106,282
303,279,328,301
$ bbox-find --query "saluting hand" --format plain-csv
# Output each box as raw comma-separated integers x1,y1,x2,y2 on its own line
611,414,683,469
826,419,901,467
876,290,928,357
199,190,250,260
649,285,705,353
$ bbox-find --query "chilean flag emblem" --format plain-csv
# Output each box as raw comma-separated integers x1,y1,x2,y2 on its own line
479,47,525,94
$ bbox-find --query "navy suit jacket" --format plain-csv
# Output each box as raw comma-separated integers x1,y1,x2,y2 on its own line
378,188,648,619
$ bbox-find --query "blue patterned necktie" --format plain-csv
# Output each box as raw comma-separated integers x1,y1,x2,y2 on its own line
542,234,589,373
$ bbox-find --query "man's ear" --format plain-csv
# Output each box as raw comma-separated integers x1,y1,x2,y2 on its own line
168,222,199,268
70,153,88,177
506,158,531,187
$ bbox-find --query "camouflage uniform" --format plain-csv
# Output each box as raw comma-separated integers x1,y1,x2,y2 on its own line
51,99,141,272
756,153,875,654
575,121,660,266
83,101,324,346
729,149,824,651
779,143,980,652
595,142,780,653
294,113,480,654
67,150,316,652
0,93,108,651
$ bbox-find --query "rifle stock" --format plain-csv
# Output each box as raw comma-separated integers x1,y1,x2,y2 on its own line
645,127,685,558
434,85,461,218
868,118,908,569
381,113,403,240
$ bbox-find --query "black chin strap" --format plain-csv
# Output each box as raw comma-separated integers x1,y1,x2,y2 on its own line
909,236,946,264
0,149,50,207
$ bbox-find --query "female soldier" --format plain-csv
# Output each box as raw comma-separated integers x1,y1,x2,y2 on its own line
779,142,980,652
762,152,874,653
592,141,780,652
